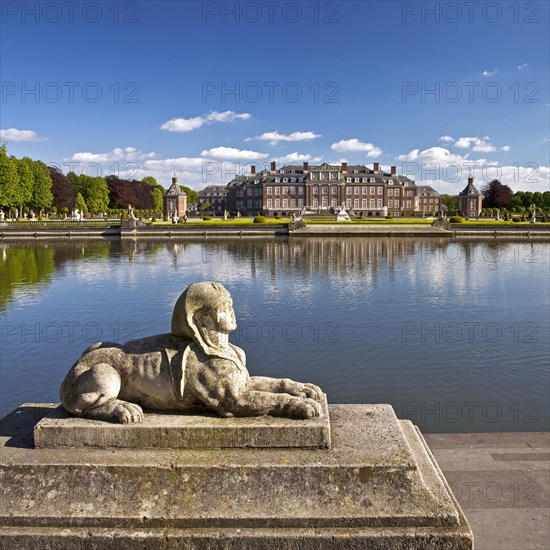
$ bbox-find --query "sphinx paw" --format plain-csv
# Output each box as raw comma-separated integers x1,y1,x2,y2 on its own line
113,401,144,424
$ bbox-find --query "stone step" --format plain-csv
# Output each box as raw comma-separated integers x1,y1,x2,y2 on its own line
0,403,473,549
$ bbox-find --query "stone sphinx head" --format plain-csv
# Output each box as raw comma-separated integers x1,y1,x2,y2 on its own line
171,281,237,359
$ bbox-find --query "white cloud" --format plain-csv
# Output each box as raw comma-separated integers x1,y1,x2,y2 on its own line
439,135,454,142
396,143,549,194
397,146,468,164
481,69,497,77
453,136,497,152
200,146,268,160
272,152,323,164
67,147,156,163
500,145,511,152
0,128,47,142
331,138,383,157
160,111,251,132
251,131,321,145
517,63,528,70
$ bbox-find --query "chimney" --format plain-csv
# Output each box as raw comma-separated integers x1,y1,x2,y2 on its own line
468,176,474,185
270,161,276,172
303,161,309,172
391,166,396,176
341,162,348,172
251,165,256,175
373,162,379,172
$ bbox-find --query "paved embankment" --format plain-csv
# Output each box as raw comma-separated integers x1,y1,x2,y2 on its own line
290,224,450,237
426,432,550,550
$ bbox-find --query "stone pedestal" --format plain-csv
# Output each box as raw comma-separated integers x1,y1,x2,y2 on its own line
0,403,473,549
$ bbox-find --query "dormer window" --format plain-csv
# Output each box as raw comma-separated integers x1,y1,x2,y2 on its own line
346,177,351,183
354,177,359,183
283,177,288,183
369,177,375,183
388,179,393,185
291,178,296,183
275,177,280,183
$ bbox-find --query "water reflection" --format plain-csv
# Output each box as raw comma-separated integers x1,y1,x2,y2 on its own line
1,238,548,433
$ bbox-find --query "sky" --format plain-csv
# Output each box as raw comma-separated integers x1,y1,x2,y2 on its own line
1,0,549,195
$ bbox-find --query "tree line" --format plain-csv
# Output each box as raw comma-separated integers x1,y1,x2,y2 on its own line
440,179,550,216
0,145,198,218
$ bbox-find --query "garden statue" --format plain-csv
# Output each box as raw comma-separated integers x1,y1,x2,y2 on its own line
336,203,351,222
0,210,4,221
60,282,324,423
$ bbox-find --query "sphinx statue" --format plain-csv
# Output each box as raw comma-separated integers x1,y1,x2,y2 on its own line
60,282,324,423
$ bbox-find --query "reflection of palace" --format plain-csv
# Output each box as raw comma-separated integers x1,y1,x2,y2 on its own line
223,162,442,217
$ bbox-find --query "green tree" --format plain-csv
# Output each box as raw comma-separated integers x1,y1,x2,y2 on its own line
181,185,198,204
151,187,164,212
30,160,53,213
0,145,21,212
70,174,109,214
142,176,158,187
74,192,88,213
439,194,458,212
15,158,34,212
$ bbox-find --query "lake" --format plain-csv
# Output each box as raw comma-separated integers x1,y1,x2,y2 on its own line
1,237,548,433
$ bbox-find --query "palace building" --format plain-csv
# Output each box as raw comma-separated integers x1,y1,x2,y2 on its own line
223,161,441,217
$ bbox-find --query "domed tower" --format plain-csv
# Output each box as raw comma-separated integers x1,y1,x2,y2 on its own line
163,173,187,219
458,177,482,219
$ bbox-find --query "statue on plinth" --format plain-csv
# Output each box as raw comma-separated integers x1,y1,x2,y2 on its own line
336,203,351,222
60,282,324,423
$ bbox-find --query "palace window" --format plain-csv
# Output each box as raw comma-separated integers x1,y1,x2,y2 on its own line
354,199,359,208
267,199,272,208
275,199,280,208
346,187,352,195
322,186,328,194
298,199,303,208
377,187,383,195
388,200,393,208
275,187,280,195
370,187,375,195
283,199,288,208
388,189,393,196
298,187,304,195
354,187,359,195
266,187,272,195
322,199,328,208
362,199,367,208
290,187,296,195
395,188,400,196
282,187,288,195
369,177,375,183
377,199,382,208
332,186,338,195
275,177,280,183
346,177,351,183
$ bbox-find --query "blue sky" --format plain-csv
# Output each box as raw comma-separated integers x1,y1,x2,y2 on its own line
1,0,549,194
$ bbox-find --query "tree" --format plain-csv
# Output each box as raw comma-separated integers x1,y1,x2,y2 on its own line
49,166,75,211
481,180,513,209
70,174,109,214
181,185,198,204
29,160,53,213
0,148,22,212
439,194,458,212
15,158,34,212
141,176,157,187
74,192,88,213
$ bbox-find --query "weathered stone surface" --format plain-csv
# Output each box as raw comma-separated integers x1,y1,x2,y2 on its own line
60,281,326,424
34,394,330,449
0,403,473,548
